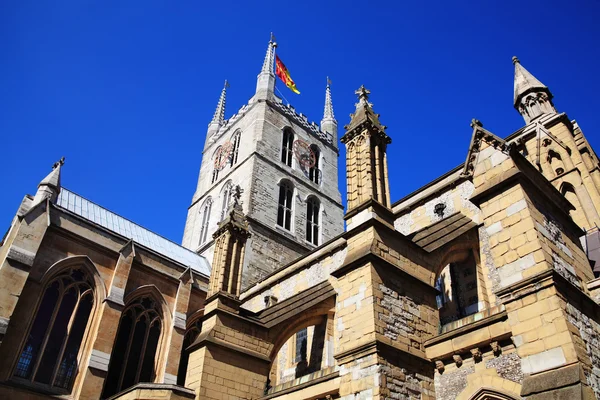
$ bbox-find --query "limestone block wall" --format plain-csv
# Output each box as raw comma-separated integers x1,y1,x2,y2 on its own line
394,179,481,236
516,118,600,230
257,101,341,203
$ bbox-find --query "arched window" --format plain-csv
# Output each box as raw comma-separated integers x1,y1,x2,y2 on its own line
176,319,202,386
281,129,294,167
220,182,233,221
212,146,223,184
230,131,241,167
14,267,95,392
308,145,321,184
277,181,294,230
102,296,162,398
548,149,565,176
306,197,320,245
199,198,213,246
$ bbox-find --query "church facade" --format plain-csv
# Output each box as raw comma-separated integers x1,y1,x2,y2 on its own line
1,38,600,400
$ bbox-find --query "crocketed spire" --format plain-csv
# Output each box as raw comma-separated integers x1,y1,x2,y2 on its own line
321,77,338,145
513,56,556,123
323,77,335,121
210,80,228,126
255,34,277,100
33,157,64,205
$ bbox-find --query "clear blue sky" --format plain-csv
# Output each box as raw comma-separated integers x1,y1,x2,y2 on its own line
2,1,599,244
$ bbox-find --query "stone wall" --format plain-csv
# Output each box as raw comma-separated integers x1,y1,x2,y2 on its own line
565,301,600,398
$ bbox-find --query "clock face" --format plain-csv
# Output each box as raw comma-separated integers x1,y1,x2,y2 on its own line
293,139,316,169
214,141,233,170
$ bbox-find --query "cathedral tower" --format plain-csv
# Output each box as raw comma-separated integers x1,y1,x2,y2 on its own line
182,38,344,289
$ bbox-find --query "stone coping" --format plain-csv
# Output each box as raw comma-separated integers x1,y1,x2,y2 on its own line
424,307,507,348
262,366,339,399
106,383,195,400
439,305,506,334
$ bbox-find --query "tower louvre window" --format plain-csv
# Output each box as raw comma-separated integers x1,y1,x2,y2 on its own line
308,145,321,184
14,268,95,393
277,181,294,230
102,296,162,398
281,129,294,167
199,198,213,245
306,197,320,245
230,131,241,166
220,182,233,221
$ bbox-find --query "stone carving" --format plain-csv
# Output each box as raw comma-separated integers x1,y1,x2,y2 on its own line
491,341,501,356
453,354,463,367
435,360,445,373
470,348,482,363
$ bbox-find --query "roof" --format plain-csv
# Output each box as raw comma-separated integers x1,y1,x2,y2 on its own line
56,188,211,277
407,212,478,252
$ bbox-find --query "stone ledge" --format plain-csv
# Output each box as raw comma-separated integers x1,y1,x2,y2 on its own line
520,362,586,396
262,367,339,399
106,383,195,400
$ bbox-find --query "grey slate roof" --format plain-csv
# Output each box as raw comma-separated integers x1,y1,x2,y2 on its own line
56,188,211,277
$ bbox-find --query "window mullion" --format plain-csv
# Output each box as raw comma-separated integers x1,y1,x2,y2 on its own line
31,282,66,381
134,313,152,384
49,286,83,387
117,310,139,393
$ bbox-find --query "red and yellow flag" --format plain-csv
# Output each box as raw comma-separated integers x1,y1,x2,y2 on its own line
275,55,300,94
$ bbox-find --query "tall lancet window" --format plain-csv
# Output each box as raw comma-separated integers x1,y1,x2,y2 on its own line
281,129,294,167
199,197,213,245
306,197,320,245
14,267,95,392
220,181,233,221
309,145,321,184
230,131,241,166
277,180,294,230
102,296,162,398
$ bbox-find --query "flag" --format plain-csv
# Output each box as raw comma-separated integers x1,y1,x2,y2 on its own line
275,55,300,94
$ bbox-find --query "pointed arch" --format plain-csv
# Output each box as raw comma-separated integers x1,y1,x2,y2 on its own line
102,285,171,398
199,197,213,246
211,146,223,184
281,128,294,167
305,195,321,246
277,179,295,231
230,130,241,166
13,255,104,393
309,144,321,184
220,181,234,221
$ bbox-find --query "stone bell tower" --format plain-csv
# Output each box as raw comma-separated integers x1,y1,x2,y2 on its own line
182,37,344,289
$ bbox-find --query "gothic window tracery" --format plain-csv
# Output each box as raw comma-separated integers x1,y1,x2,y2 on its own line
102,296,162,398
308,145,321,184
199,197,213,245
230,131,241,166
14,267,95,393
212,146,223,184
281,129,294,167
176,319,202,386
277,180,294,230
306,196,320,245
220,181,233,221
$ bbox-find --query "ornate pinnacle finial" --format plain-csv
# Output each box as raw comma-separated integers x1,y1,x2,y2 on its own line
354,85,373,109
512,56,520,65
470,119,483,128
323,77,335,121
261,34,277,74
52,156,65,170
210,80,228,126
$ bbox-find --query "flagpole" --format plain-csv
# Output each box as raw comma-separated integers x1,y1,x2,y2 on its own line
275,85,291,106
